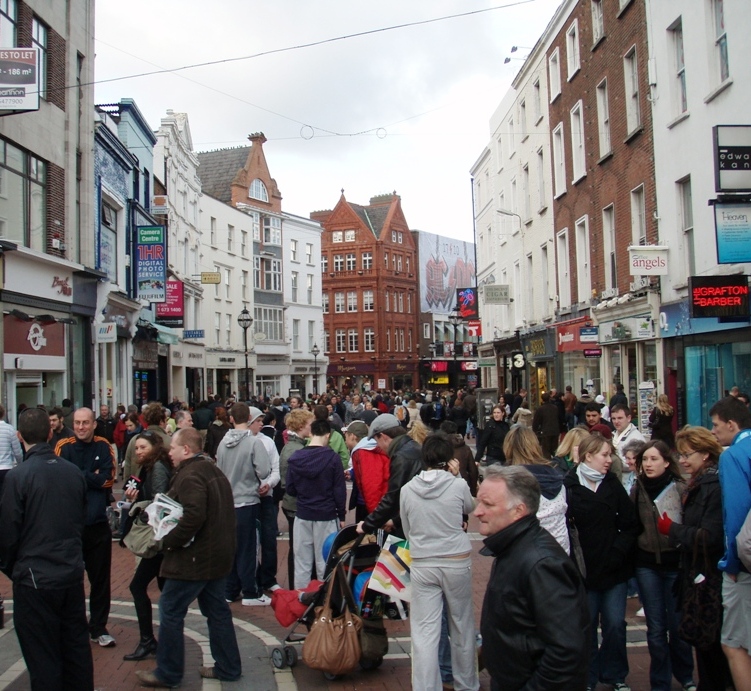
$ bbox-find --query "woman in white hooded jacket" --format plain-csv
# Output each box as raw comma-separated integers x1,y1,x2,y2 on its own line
400,434,478,691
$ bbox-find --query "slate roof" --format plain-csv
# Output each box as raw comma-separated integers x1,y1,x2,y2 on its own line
350,202,390,238
195,147,250,203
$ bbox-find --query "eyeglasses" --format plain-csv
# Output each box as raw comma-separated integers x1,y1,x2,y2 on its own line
678,450,698,459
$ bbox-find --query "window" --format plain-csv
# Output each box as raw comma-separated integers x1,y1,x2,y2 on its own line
348,330,359,352
525,254,534,317
396,255,403,272
713,0,729,82
249,210,260,241
241,230,248,257
322,293,329,313
362,252,372,270
224,268,231,299
678,177,695,277
253,306,284,341
99,201,118,283
623,47,641,133
631,185,646,245
496,134,504,169
591,0,604,44
225,314,232,346
397,232,403,243
536,148,546,207
423,323,430,339
0,139,47,252
345,229,356,242
263,215,281,244
386,329,391,352
216,264,223,297
292,320,300,351
346,253,356,271
364,328,375,352
398,293,404,313
596,79,611,157
407,292,412,313
210,216,217,245
334,292,344,313
602,205,617,290
548,49,561,100
321,255,328,274
670,20,687,114
290,239,298,261
385,292,390,312
540,243,549,308
575,216,591,302
508,118,515,157
347,291,357,312
384,251,389,268
324,330,330,354
291,271,298,302
307,274,313,304
249,179,268,202
308,320,315,351
532,79,541,122
242,270,249,301
570,101,586,181
566,20,580,78
256,258,281,291
522,164,531,220
305,242,313,263
332,231,343,243
214,312,221,345
391,230,397,242
513,262,522,325
333,254,343,272
363,290,374,311
0,0,17,47
519,100,527,141
32,18,47,100
552,123,566,197
227,224,234,253
556,230,571,307
336,329,346,353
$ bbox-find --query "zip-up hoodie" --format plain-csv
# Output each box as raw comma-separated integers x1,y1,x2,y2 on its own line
216,428,271,507
400,469,474,559
286,445,346,522
524,464,570,554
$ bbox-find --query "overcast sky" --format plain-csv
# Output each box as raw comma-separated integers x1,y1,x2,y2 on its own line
95,0,562,241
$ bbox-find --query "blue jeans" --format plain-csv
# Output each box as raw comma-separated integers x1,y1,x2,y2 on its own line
587,581,629,687
256,496,279,591
155,577,241,685
439,599,452,683
226,504,260,600
635,567,694,690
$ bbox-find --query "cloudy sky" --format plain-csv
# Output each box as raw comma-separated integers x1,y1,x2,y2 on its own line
95,0,562,241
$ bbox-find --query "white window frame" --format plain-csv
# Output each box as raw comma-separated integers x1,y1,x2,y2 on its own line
623,47,641,134
290,239,298,262
566,19,581,79
548,48,561,100
362,252,372,270
552,123,566,197
305,242,313,264
291,271,298,302
602,205,617,291
570,100,586,182
596,78,611,157
670,19,687,114
334,292,345,313
363,290,374,311
536,148,546,209
364,328,375,352
575,216,591,303
322,293,329,314
556,229,571,308
345,229,356,242
713,0,729,83
332,231,343,243
336,329,346,353
348,329,359,353
591,0,604,44
630,184,647,245
347,291,357,312
306,274,313,304
678,176,695,278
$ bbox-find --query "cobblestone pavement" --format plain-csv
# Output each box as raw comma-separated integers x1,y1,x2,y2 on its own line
0,441,693,690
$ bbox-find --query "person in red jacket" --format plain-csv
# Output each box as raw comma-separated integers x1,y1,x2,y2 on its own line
346,421,390,516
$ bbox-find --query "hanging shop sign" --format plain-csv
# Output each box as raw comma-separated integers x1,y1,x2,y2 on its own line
135,226,167,303
689,275,750,319
628,246,669,276
95,323,117,343
713,125,751,193
714,203,751,264
156,278,184,328
556,317,594,352
599,315,654,343
456,287,478,320
482,284,511,305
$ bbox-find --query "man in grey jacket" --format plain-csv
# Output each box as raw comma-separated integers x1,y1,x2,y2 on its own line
217,402,271,606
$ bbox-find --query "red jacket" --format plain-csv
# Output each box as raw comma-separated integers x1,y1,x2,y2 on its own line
351,445,390,514
113,417,127,448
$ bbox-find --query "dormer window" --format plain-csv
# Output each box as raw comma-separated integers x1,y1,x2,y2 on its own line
249,178,268,202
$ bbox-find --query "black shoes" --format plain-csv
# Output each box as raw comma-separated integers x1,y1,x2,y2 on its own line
123,636,158,661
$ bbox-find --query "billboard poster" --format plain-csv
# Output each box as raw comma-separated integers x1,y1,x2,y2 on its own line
419,232,476,313
156,277,184,327
456,287,478,319
0,48,39,111
135,226,167,303
715,203,751,264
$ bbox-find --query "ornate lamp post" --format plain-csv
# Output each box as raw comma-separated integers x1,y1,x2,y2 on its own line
311,343,320,395
448,307,463,392
237,307,253,401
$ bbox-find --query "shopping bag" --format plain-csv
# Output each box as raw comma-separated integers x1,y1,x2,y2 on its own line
367,535,412,602
123,501,162,559
144,493,184,539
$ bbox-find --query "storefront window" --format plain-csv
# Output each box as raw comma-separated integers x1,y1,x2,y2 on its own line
642,342,657,387
611,345,622,392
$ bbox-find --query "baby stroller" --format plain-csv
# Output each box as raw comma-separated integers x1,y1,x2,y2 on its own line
270,525,390,679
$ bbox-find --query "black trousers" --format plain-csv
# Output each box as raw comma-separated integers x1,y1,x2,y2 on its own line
129,552,164,639
82,521,112,638
282,508,296,588
13,581,94,691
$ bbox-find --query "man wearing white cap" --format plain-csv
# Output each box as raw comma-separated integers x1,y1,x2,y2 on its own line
355,414,423,539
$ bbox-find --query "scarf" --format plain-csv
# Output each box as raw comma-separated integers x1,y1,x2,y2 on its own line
639,471,674,502
682,464,718,505
577,462,606,490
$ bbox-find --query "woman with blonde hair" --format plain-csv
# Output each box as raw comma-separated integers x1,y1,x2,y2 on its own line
503,426,569,553
649,394,675,449
553,426,591,471
408,418,431,445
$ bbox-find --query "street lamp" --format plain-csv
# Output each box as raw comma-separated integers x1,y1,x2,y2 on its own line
311,343,320,395
448,307,462,392
497,207,523,236
237,306,253,401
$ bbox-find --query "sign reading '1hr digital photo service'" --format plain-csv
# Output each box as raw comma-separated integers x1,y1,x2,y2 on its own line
135,226,167,303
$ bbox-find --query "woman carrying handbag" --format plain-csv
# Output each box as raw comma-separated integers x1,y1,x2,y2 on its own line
657,426,731,690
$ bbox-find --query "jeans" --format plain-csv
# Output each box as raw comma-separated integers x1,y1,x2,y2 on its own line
225,503,260,600
587,581,629,687
635,567,694,690
439,601,452,683
155,577,241,685
256,496,279,591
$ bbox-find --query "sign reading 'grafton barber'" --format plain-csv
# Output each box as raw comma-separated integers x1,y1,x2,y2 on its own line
689,275,750,319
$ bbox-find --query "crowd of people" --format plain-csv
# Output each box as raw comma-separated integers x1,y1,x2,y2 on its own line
1,385,751,690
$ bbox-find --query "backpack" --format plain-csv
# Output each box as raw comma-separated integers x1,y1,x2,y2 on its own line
433,402,444,420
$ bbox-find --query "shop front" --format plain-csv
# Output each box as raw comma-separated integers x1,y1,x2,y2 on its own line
206,351,244,402
95,295,140,410
171,342,205,408
520,327,556,407
133,339,160,409
488,333,524,394
556,316,600,394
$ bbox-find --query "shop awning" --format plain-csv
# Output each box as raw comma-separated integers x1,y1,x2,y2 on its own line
151,322,179,345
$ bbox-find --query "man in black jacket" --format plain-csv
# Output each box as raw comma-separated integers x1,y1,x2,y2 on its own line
355,414,422,538
0,408,94,690
476,465,588,691
532,392,561,459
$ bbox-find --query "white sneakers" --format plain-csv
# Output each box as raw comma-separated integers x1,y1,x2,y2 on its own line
93,634,116,647
242,594,271,606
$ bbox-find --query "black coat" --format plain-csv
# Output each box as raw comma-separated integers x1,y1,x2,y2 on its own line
475,419,510,463
648,409,675,448
481,514,589,690
532,402,560,437
563,469,638,590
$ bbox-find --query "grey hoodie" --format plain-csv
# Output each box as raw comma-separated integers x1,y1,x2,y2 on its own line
216,428,271,507
400,469,474,559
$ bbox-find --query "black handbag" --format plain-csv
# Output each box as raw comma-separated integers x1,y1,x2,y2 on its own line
567,514,587,579
678,529,723,649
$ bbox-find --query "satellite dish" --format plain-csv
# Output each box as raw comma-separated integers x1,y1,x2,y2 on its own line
253,332,267,342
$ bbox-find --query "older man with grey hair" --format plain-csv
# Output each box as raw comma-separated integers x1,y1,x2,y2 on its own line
476,465,589,690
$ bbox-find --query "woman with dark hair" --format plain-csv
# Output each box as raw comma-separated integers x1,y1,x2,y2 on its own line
630,440,695,691
121,431,173,661
563,433,638,691
204,406,231,460
475,404,510,466
649,395,676,449
658,426,731,691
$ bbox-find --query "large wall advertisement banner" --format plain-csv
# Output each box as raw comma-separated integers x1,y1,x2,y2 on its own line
135,226,167,303
419,232,476,314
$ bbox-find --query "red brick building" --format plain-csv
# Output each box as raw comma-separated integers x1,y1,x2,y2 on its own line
311,193,419,393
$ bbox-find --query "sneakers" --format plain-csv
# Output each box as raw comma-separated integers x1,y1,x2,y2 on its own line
683,684,697,691
635,607,645,617
613,684,631,691
242,594,271,606
267,584,282,593
92,634,116,647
